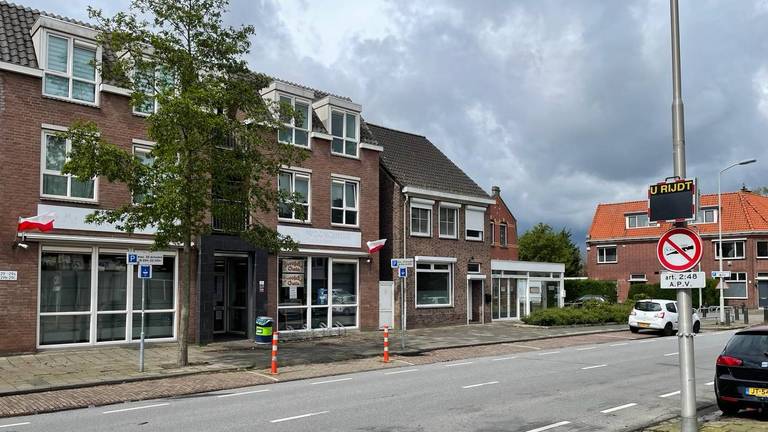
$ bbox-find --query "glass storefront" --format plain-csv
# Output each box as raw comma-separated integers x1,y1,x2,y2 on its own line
39,247,177,347
491,268,564,320
278,256,358,331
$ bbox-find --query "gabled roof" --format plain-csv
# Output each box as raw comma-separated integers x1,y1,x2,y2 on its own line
368,123,490,201
587,191,768,241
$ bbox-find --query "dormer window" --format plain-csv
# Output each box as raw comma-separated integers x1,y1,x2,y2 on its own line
695,207,718,224
331,110,358,157
278,95,310,147
626,213,653,228
43,33,98,104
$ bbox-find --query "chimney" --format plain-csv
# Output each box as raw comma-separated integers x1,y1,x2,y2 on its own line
491,185,500,197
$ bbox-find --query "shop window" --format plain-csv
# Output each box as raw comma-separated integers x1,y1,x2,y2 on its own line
465,207,485,241
416,262,452,307
131,256,176,340
331,179,358,226
278,170,310,221
96,253,128,342
42,131,96,201
597,246,617,263
39,251,92,345
277,94,310,147
757,241,768,259
715,240,745,259
723,272,748,299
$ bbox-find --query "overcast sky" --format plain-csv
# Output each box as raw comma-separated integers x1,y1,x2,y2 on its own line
24,0,768,243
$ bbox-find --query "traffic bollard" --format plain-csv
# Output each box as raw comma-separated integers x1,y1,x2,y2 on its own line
744,306,749,325
725,309,731,326
735,307,739,321
764,308,768,324
383,325,390,363
271,332,278,375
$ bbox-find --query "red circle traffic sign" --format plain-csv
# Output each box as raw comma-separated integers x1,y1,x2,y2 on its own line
656,227,703,272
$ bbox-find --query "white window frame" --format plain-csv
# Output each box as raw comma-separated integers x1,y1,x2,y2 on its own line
330,178,359,227
42,31,100,106
415,262,453,308
756,240,768,259
132,143,154,204
597,245,617,264
438,204,459,239
628,273,647,282
714,239,746,260
499,223,508,247
37,246,178,349
277,93,312,148
131,67,165,116
330,109,359,158
693,207,718,224
278,170,311,223
723,272,748,300
410,200,433,237
40,128,99,203
625,213,655,229
464,206,485,242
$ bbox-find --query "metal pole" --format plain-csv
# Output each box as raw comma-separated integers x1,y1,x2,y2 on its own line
669,1,697,429
139,278,146,372
401,277,406,349
718,170,725,323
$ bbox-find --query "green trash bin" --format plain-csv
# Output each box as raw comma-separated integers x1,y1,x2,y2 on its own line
255,316,273,344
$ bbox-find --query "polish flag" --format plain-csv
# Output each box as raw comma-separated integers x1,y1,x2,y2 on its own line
18,213,55,232
367,239,387,254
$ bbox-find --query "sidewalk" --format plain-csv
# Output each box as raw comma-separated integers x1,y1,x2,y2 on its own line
0,321,629,396
643,411,768,431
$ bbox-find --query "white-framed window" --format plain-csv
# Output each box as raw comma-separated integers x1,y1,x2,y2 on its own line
757,240,768,259
278,170,310,222
132,144,154,204
410,200,433,237
43,32,98,105
714,240,746,260
277,257,359,331
330,109,358,157
626,213,654,228
278,94,311,147
132,67,170,116
38,247,177,347
723,272,748,299
438,205,458,239
597,246,617,263
415,262,453,307
467,262,481,273
694,207,718,224
465,207,485,241
490,222,495,245
331,178,358,226
499,223,508,247
41,130,97,201
629,273,647,282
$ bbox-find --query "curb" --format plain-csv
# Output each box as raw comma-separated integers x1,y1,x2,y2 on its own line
628,402,718,431
0,326,626,398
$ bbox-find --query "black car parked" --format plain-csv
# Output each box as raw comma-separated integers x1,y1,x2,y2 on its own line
715,325,768,415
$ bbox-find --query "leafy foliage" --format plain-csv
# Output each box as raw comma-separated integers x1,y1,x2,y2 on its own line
564,279,618,303
518,223,582,276
522,303,633,326
62,0,307,366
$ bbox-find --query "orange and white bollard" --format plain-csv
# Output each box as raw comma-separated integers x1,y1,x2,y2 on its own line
383,325,390,363
271,331,279,374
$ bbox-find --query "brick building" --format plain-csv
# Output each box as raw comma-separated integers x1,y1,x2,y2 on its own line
586,190,768,307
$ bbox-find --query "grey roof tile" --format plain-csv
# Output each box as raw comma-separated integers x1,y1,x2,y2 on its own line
368,123,489,200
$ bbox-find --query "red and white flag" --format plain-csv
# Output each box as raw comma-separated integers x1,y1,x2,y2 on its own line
367,239,387,254
18,213,55,232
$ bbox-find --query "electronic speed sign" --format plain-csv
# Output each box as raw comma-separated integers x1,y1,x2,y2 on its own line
648,178,695,222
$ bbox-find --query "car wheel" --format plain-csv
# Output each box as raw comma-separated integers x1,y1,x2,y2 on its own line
629,326,639,333
717,398,741,416
693,321,701,334
663,322,674,337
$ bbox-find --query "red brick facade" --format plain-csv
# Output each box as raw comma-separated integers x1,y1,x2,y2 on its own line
489,186,519,261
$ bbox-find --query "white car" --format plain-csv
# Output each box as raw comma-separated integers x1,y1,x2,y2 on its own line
628,299,701,336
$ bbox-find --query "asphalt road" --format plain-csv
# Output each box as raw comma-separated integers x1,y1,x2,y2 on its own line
0,329,738,432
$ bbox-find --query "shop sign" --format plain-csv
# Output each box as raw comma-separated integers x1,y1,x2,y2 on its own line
0,271,17,281
282,259,305,274
282,273,304,287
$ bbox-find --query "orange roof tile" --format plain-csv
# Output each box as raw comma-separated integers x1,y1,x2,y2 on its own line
587,191,768,241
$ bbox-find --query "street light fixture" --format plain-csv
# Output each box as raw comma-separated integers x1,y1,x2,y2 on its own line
718,158,757,323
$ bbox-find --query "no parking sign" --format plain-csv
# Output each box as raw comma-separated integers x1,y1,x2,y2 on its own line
656,227,702,272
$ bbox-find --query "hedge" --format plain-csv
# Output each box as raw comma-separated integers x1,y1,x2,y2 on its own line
521,302,633,326
564,279,618,303
626,278,720,306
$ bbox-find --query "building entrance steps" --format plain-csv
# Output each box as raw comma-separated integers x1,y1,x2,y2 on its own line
0,321,642,396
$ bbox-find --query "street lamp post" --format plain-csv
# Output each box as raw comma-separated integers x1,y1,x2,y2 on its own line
718,159,757,323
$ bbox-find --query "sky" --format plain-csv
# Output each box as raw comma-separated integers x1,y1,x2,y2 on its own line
22,0,768,244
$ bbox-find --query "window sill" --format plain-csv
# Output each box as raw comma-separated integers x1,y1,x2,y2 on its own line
415,304,454,309
715,257,746,261
42,93,100,109
331,223,360,229
279,142,312,151
757,256,768,259
438,235,458,240
597,261,618,264
330,152,360,160
465,238,484,242
132,110,153,118
410,233,432,238
278,218,312,225
40,195,99,205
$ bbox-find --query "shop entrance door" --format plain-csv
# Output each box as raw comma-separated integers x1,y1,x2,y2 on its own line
212,256,249,336
759,280,768,309
492,278,519,320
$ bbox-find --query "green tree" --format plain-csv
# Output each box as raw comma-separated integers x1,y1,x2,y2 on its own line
753,186,768,196
518,223,582,276
62,0,306,366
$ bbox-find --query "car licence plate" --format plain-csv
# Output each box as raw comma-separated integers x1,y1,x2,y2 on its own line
747,387,768,398
638,322,650,328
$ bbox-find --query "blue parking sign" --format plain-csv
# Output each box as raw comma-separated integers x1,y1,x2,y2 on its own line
139,264,152,279
128,253,138,264
399,267,407,278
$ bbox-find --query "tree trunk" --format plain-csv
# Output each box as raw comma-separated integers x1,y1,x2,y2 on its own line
177,238,191,367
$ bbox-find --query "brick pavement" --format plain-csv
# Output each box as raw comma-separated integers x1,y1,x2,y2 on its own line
642,412,768,431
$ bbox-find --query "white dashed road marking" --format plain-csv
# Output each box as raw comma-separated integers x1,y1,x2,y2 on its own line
270,411,330,423
609,343,628,347
538,351,561,356
576,346,596,351
581,364,607,370
664,352,679,357
310,378,352,385
525,420,571,432
445,362,474,368
103,403,170,414
384,369,419,375
600,403,637,414
462,381,499,389
0,423,31,429
491,357,517,361
659,390,681,398
216,389,270,398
